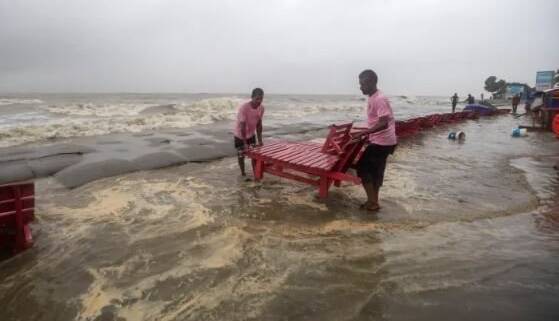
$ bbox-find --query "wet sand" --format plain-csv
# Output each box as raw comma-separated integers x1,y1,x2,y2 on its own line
1,115,559,321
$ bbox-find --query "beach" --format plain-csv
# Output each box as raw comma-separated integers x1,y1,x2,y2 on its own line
1,94,559,320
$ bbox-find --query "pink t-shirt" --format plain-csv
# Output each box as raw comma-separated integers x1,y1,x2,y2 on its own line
234,101,265,139
367,90,397,145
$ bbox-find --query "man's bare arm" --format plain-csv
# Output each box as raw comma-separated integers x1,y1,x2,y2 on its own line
256,120,263,145
240,121,247,142
357,116,389,136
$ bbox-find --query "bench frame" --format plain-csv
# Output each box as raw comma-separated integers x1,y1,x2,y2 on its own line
247,123,366,198
0,182,35,254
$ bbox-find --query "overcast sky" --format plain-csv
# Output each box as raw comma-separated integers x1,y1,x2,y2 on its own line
0,0,557,95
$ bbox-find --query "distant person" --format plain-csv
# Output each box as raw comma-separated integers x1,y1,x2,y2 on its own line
355,69,397,212
451,93,459,113
512,94,521,114
480,93,484,102
527,95,544,127
466,94,475,104
234,88,265,179
523,93,541,125
524,93,533,114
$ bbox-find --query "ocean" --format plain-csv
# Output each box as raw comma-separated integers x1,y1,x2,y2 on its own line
0,93,453,148
0,93,558,320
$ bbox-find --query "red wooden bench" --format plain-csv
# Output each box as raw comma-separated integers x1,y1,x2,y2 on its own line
553,114,559,137
424,114,442,127
395,118,422,138
439,113,458,123
418,115,435,128
246,123,366,198
0,182,35,254
451,112,467,121
245,109,508,198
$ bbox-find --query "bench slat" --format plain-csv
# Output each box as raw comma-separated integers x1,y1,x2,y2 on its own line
280,149,311,163
265,146,301,159
289,151,325,165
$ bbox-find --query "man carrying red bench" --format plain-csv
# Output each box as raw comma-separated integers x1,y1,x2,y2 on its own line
355,70,397,212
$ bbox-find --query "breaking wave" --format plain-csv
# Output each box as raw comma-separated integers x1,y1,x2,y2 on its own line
0,98,44,106
0,94,453,147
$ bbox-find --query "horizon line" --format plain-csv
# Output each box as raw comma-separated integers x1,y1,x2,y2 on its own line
0,90,465,97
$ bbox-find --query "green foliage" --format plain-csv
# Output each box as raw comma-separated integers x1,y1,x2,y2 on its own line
484,76,507,98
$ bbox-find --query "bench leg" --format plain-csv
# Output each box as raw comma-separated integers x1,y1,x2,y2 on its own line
254,160,264,181
13,186,32,253
319,177,329,198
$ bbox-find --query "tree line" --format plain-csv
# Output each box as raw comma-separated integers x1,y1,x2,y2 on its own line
484,69,559,99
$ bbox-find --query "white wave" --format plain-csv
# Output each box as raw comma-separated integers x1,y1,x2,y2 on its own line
0,112,50,126
40,103,155,117
0,97,247,147
0,98,44,106
175,96,244,120
0,95,451,147
0,97,363,147
0,114,196,147
38,96,246,119
267,102,363,120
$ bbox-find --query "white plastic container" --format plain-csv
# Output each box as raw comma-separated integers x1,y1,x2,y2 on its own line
512,128,527,137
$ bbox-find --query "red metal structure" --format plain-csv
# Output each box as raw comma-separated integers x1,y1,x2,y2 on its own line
0,182,35,254
247,123,366,198
553,114,559,137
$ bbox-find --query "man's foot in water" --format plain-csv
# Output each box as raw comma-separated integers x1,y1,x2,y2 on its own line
239,174,252,182
360,202,380,212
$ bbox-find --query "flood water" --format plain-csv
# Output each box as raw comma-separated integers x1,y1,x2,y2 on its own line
1,94,559,320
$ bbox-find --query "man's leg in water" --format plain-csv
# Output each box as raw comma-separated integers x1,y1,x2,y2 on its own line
357,146,383,212
362,182,380,211
358,144,393,212
234,136,256,178
237,151,246,176
251,159,257,176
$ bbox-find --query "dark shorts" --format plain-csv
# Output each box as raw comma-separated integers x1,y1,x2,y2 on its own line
234,135,256,151
356,144,396,188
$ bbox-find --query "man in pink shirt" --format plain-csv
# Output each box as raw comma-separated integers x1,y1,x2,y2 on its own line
355,70,397,212
234,88,265,178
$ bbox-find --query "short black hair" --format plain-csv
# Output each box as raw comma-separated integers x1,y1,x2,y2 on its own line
359,69,378,85
252,88,264,97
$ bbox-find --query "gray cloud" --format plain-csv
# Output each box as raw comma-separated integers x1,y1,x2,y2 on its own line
1,0,558,95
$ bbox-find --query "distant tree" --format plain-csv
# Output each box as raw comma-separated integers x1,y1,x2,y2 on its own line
484,76,507,98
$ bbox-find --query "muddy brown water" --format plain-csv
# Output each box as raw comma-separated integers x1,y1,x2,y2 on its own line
1,116,559,321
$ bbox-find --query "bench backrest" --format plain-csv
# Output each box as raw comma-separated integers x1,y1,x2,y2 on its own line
0,183,35,228
321,122,353,155
321,123,368,173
